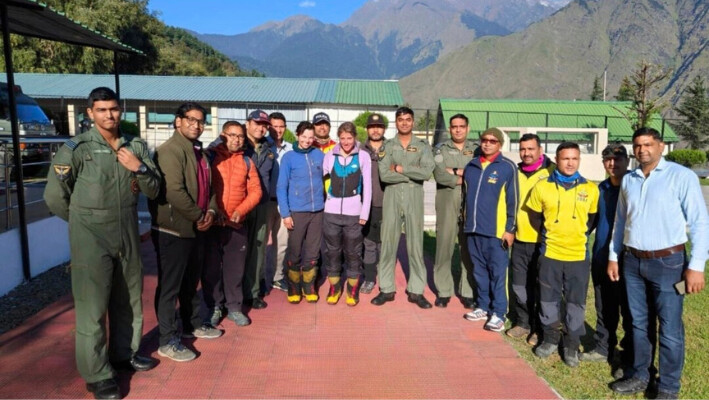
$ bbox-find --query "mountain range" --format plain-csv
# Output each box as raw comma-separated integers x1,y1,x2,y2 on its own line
399,0,709,109
195,0,570,79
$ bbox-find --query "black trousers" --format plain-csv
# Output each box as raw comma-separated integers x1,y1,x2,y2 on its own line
153,230,204,346
323,213,363,279
510,240,541,331
590,255,633,362
287,211,323,269
202,225,248,312
362,206,383,283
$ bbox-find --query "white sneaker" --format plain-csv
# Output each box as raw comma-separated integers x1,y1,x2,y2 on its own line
484,314,505,332
464,308,488,321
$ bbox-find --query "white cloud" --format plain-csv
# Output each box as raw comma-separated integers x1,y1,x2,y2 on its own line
299,1,316,7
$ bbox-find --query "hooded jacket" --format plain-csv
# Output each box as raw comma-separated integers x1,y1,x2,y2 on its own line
210,143,262,224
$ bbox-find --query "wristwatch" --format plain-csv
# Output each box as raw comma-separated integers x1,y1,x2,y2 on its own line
136,163,148,175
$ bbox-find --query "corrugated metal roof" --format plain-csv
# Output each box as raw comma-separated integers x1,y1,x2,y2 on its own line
438,99,678,142
0,73,402,106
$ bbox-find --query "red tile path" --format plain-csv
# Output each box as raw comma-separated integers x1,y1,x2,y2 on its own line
0,239,559,399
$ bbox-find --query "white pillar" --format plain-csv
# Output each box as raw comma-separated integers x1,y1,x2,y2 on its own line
139,105,147,139
67,104,76,136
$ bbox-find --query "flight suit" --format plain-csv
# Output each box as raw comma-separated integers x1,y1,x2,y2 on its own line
432,139,477,299
43,127,160,383
377,135,435,295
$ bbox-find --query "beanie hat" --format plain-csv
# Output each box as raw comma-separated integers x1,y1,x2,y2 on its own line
480,127,504,145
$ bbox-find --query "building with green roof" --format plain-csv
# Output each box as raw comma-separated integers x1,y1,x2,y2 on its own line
1,73,403,145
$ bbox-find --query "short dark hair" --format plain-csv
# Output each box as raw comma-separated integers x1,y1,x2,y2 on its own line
519,133,541,147
87,87,119,108
295,121,315,136
175,102,207,119
395,106,414,118
632,127,662,142
221,120,243,133
337,121,357,138
449,113,468,125
556,141,580,155
269,112,286,124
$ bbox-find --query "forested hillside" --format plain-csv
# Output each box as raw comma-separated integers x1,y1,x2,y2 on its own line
0,0,260,77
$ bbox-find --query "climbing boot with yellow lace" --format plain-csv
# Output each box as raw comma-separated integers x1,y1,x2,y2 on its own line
286,268,302,304
301,266,319,303
326,276,343,305
345,277,361,306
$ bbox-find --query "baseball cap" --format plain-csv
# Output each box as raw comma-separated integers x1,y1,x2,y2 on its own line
247,109,270,124
312,112,331,125
366,113,386,127
602,143,628,159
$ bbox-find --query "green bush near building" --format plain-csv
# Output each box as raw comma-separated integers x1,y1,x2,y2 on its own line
666,149,707,167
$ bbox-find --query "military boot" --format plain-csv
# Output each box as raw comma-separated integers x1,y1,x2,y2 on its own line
345,277,361,306
326,276,343,305
301,266,319,303
286,268,302,304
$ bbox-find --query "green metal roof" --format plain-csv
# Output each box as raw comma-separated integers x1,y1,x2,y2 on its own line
438,99,678,143
0,73,402,106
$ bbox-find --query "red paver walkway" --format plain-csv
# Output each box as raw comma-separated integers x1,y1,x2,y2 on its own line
0,239,558,399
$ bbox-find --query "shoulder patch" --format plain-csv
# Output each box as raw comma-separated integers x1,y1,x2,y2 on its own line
53,164,71,181
64,139,79,151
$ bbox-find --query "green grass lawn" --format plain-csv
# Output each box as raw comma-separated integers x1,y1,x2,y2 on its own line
423,231,708,399
699,178,709,186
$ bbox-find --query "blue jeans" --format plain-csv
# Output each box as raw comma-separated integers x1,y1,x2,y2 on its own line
623,251,685,394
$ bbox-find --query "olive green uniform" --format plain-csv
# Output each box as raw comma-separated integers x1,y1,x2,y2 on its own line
43,128,160,384
432,139,477,298
377,135,435,294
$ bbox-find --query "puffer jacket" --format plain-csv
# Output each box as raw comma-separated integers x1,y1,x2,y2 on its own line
211,143,262,223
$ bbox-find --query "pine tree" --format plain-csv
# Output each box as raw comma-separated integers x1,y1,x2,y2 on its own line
615,76,634,101
673,75,709,149
590,76,604,101
613,61,672,130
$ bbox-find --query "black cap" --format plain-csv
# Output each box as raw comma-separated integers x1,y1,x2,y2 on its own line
312,112,331,125
602,143,628,159
366,113,386,127
247,109,270,124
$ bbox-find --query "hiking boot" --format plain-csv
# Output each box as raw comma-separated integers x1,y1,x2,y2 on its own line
326,277,343,305
563,348,580,368
158,337,196,362
345,277,360,306
464,308,488,321
534,342,557,358
579,349,607,362
208,307,223,327
301,267,319,303
226,311,251,327
287,268,302,304
505,325,530,339
359,280,375,294
484,314,505,332
185,324,222,339
609,377,648,395
526,332,539,346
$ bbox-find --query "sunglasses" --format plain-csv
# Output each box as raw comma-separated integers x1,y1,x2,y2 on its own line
480,138,500,145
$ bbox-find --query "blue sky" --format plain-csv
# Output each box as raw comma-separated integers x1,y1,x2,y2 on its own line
148,0,369,35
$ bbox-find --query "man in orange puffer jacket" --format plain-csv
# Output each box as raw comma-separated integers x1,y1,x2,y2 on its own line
202,121,262,328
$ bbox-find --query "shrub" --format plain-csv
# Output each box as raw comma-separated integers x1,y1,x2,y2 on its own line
354,111,389,144
665,149,707,167
282,128,296,144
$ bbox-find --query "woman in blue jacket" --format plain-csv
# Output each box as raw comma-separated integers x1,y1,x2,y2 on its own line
277,121,325,304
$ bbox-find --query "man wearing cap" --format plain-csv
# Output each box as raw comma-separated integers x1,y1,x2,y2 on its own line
608,128,709,399
360,113,387,294
242,109,276,310
371,106,435,309
432,113,478,308
528,142,598,367
462,128,518,331
579,143,634,372
312,112,336,284
265,112,292,292
506,133,555,345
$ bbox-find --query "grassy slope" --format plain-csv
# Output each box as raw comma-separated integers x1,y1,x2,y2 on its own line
422,231,708,399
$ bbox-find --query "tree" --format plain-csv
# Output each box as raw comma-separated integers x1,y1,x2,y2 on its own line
613,61,672,130
590,76,604,101
354,111,389,143
672,75,709,150
615,76,634,101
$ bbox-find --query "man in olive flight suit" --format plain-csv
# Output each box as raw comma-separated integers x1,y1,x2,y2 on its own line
372,106,435,309
44,87,160,400
432,113,477,309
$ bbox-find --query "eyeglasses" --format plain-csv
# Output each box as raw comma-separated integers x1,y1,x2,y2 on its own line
480,138,500,145
182,116,205,126
224,134,246,141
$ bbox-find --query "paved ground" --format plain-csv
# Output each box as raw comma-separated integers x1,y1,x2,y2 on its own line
0,237,558,399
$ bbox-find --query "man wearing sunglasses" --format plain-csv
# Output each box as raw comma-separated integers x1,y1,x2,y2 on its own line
462,128,518,333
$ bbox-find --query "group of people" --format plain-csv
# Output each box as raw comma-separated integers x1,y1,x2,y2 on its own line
44,87,707,400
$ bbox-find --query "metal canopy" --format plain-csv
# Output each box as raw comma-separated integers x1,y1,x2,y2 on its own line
1,0,143,283
0,0,142,54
